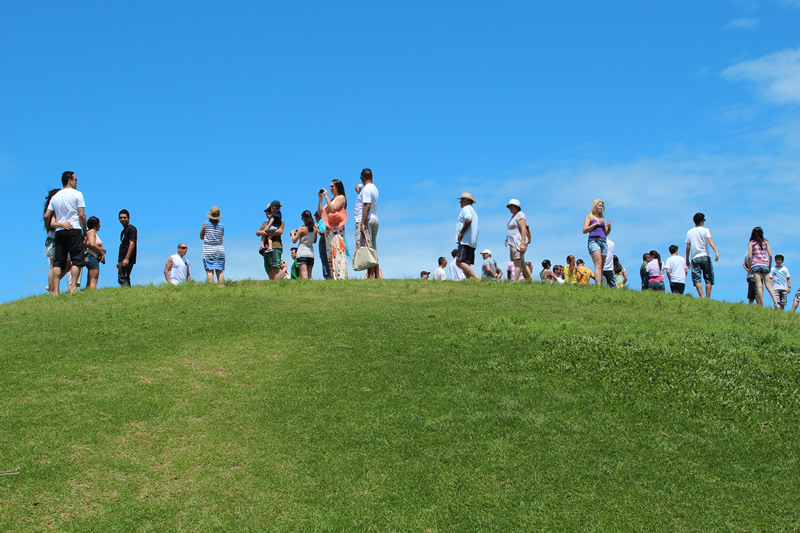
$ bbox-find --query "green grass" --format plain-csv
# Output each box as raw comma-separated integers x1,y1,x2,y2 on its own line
2,280,799,530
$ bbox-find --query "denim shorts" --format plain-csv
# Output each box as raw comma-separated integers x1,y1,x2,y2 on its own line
690,256,714,285
647,280,665,292
85,253,100,271
587,237,608,256
297,256,314,268
750,265,769,275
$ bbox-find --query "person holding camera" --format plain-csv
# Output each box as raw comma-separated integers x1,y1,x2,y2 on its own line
317,180,349,280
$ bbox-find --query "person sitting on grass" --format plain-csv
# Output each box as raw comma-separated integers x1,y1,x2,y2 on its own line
576,259,594,285
540,260,559,283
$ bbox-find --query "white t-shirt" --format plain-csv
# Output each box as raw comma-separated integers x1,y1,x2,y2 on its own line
505,211,526,249
449,258,466,281
686,226,712,260
603,239,615,271
169,253,189,284
665,255,687,284
771,266,790,291
456,205,479,248
361,183,378,222
47,188,85,231
354,191,363,224
432,266,447,281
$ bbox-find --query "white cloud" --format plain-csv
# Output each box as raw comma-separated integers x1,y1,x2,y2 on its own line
725,17,759,29
722,48,800,104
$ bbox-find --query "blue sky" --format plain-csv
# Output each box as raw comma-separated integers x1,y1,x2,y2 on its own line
3,1,800,304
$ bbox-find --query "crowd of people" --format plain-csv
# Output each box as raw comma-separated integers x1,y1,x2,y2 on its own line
42,168,382,293
42,172,797,312
419,192,797,312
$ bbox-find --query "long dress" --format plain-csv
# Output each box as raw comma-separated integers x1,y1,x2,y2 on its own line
323,206,348,280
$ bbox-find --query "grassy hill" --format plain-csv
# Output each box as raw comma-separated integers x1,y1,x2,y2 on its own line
1,280,798,530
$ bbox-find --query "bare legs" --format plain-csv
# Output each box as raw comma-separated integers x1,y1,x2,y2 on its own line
206,269,225,285
513,258,532,281
590,250,604,285
86,268,99,290
753,272,777,307
457,261,480,280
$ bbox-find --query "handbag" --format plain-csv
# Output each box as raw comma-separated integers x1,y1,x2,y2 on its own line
353,231,379,271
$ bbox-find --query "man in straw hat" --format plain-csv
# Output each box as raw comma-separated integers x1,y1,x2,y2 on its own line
454,192,480,280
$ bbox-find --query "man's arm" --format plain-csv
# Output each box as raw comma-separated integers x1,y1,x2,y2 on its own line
685,243,691,267
360,202,371,233
78,207,87,233
707,237,719,261
186,263,191,282
457,218,472,243
164,257,173,284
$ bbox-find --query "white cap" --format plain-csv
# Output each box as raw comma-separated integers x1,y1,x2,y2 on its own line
506,198,521,208
480,249,492,255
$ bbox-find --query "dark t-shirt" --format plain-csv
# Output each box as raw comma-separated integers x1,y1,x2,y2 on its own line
258,220,284,250
119,224,138,264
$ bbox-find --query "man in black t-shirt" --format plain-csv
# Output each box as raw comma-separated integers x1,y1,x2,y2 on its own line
117,209,138,287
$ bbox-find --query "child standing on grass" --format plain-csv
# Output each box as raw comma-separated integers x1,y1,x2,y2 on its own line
770,255,791,310
259,200,283,255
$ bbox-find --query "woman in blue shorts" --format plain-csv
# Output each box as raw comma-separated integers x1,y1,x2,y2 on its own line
582,199,611,286
84,216,106,290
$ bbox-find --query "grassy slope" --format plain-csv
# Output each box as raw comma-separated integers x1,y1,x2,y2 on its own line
1,281,798,531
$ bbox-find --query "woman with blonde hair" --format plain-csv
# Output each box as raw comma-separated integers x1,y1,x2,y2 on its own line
582,199,611,286
318,179,349,280
747,226,778,307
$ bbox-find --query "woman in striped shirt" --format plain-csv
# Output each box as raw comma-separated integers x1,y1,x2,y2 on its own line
201,206,225,285
747,226,777,308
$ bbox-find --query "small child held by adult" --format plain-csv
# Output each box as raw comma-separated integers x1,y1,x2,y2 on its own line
770,254,791,310
259,200,283,255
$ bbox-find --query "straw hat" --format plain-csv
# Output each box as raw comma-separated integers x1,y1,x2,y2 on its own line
457,192,476,203
207,206,221,220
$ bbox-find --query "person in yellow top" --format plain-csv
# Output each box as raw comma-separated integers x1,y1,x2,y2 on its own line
564,255,579,284
576,258,595,284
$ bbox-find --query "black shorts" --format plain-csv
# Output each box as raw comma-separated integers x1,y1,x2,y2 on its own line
53,229,85,270
747,278,756,301
297,256,314,268
455,244,476,265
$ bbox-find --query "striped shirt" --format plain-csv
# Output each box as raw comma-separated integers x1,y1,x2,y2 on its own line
751,241,768,267
202,221,225,258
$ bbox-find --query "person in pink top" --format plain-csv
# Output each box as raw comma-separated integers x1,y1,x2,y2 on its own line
747,226,778,308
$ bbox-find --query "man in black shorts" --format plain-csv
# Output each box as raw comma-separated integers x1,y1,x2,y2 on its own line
44,171,87,294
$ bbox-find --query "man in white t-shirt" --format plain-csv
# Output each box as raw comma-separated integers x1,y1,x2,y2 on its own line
665,244,688,294
356,168,381,279
164,243,191,285
602,239,617,288
44,171,87,295
433,257,448,281
685,212,719,299
449,249,466,281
